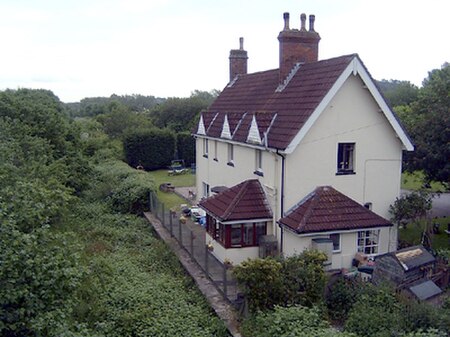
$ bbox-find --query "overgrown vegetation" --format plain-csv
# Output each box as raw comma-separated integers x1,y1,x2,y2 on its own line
0,88,226,336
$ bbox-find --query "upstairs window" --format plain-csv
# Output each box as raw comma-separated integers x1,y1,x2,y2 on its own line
213,141,218,161
227,144,234,166
254,149,263,176
203,139,209,158
337,143,355,174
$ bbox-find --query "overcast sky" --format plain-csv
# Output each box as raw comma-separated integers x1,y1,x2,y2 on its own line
0,0,448,103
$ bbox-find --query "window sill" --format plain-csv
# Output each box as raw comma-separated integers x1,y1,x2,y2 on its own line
213,158,218,162
253,170,264,177
336,171,355,176
332,250,342,254
203,154,208,158
227,162,234,167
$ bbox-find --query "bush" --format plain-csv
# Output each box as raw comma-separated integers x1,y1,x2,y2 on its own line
344,283,405,336
241,305,355,337
233,258,283,312
325,277,360,322
123,128,175,171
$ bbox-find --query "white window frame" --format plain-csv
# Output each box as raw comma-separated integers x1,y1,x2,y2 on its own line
213,140,218,161
203,139,209,157
357,230,379,256
202,182,210,198
255,149,263,172
337,142,355,174
227,143,234,165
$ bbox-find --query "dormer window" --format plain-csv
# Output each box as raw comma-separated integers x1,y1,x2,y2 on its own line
337,143,355,174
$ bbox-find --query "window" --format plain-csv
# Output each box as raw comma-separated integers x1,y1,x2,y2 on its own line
202,182,210,198
330,233,341,252
213,141,218,161
357,230,379,255
225,222,267,248
254,149,263,176
203,139,209,157
227,144,234,166
337,143,355,174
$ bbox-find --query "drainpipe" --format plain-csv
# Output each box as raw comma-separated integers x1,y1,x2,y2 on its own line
276,149,286,254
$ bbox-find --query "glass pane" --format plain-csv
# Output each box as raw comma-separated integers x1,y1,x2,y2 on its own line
243,224,254,246
231,224,241,246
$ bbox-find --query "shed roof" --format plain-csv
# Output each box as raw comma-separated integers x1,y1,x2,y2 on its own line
394,245,435,271
198,179,272,223
408,280,442,301
278,186,392,234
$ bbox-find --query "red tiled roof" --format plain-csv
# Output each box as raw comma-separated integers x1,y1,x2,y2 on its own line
198,179,272,222
199,54,356,150
278,186,392,234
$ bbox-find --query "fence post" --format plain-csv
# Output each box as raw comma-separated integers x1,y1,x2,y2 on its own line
169,212,173,236
205,246,209,275
190,231,194,255
223,264,228,297
179,219,182,245
161,203,165,226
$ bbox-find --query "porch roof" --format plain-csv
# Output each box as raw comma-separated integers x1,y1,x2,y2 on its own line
278,186,392,234
198,179,272,222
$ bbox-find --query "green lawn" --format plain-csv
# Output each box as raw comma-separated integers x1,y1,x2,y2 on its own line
398,217,450,250
401,171,447,192
147,169,196,210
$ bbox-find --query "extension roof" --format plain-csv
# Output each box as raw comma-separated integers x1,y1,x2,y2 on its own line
198,179,272,223
278,186,392,234
195,54,413,153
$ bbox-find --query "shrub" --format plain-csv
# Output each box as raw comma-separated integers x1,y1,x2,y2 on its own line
344,283,405,336
123,128,175,171
241,305,355,337
233,258,283,312
281,250,328,307
325,277,360,322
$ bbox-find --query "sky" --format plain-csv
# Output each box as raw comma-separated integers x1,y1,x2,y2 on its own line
0,0,448,103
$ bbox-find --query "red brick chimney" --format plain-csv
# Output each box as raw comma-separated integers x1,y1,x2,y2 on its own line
229,37,248,82
278,13,320,83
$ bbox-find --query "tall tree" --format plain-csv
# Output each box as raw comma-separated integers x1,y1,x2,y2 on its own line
404,64,450,186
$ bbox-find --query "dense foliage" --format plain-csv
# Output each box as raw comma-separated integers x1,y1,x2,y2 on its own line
379,65,449,187
123,128,176,170
176,131,196,167
0,88,226,336
389,190,433,228
242,305,355,337
233,250,327,312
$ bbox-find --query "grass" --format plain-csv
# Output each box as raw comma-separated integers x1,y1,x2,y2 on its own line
146,169,196,210
398,216,450,250
401,171,448,192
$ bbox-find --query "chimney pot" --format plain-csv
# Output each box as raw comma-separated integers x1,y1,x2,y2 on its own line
300,13,306,31
309,14,315,32
239,37,244,50
283,12,290,30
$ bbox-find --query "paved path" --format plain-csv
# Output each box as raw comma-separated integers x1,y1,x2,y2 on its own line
144,212,241,337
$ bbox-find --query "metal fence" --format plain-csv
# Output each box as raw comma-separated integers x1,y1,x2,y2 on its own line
149,191,239,305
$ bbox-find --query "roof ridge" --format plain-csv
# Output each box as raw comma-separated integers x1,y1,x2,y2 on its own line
222,180,251,219
298,187,322,230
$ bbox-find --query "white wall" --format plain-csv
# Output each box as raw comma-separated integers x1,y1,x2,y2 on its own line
205,232,260,265
284,74,403,220
282,226,392,269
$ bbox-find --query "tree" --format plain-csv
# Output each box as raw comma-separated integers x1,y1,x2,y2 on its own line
377,79,419,107
389,191,433,229
404,64,450,186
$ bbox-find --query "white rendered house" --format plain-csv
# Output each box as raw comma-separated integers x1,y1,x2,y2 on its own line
195,13,413,269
